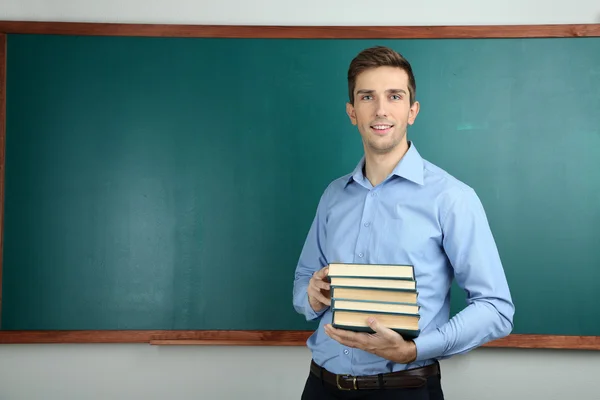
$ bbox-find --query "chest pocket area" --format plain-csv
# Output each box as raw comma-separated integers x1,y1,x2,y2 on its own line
375,202,440,262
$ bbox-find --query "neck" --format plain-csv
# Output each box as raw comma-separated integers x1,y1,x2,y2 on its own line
364,141,409,187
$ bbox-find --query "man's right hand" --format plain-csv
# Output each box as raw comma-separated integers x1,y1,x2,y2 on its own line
308,266,331,312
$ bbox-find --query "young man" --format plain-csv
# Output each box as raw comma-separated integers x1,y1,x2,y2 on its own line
292,46,515,399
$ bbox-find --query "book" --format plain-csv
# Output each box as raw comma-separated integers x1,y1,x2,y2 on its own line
331,286,418,304
328,263,420,339
328,263,415,280
332,309,420,338
332,299,420,315
330,276,416,291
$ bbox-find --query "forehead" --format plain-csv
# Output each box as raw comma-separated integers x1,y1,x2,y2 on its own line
354,66,409,91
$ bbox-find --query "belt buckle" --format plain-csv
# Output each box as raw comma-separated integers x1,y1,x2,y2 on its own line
336,374,357,390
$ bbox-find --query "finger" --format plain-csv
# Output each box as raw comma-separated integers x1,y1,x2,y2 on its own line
308,287,331,306
312,279,330,291
315,266,329,279
308,281,329,295
316,293,331,306
325,326,355,347
367,317,401,341
310,271,330,290
325,324,366,348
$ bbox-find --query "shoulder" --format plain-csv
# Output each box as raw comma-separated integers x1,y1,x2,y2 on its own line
422,159,473,194
421,158,483,220
324,173,353,201
314,173,353,211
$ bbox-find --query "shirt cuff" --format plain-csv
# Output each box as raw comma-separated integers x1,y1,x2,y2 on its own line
413,329,445,361
303,293,328,321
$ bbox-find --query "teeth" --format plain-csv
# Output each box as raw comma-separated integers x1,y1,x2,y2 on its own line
373,125,391,130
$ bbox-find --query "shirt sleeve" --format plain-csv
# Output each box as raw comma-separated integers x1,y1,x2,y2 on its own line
413,186,515,361
292,187,331,321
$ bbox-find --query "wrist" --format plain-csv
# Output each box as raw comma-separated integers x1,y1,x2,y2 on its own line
395,339,417,364
405,340,417,363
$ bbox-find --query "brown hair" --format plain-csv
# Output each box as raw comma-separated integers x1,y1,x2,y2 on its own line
347,46,416,105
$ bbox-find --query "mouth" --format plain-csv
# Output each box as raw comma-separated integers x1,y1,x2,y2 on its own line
370,124,394,135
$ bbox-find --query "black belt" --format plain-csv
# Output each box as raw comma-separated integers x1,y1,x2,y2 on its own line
310,359,440,390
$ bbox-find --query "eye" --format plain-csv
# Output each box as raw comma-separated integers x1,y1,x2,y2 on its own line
391,94,403,100
361,95,373,101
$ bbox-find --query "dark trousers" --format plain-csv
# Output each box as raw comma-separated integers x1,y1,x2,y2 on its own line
301,367,445,400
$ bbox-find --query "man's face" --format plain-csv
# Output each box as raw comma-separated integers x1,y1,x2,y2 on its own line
346,66,420,156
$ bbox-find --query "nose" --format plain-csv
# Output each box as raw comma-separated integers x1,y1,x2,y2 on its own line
375,97,387,117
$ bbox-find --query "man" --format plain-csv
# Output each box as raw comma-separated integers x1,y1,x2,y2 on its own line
292,46,515,399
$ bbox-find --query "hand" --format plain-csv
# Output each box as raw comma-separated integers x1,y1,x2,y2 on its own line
324,317,417,364
307,266,331,312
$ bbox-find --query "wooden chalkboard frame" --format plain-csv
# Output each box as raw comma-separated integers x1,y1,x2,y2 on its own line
0,21,599,349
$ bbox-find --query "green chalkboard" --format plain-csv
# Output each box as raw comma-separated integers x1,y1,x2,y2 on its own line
2,33,600,338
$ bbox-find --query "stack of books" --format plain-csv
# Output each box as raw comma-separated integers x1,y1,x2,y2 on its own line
328,262,420,339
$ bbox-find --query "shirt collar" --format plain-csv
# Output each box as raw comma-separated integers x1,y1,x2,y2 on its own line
345,141,425,187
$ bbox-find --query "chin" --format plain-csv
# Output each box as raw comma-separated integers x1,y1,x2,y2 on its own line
367,138,403,153
368,143,396,154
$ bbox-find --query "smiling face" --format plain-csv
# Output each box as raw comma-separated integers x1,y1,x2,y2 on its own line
346,66,420,156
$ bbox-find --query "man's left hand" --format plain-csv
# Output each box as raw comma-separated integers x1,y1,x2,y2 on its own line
324,317,417,364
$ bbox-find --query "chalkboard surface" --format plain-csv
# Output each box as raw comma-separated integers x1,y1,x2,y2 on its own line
2,32,600,339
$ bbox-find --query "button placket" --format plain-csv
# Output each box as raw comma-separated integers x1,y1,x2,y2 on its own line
354,190,377,263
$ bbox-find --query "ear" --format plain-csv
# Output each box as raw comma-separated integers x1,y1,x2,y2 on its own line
407,100,420,126
346,102,357,125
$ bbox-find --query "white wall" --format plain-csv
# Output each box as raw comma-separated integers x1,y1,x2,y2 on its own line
1,1,600,399
0,344,598,400
2,0,600,25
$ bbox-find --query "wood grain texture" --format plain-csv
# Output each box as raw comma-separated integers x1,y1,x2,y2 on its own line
0,331,599,350
0,330,162,343
0,33,6,330
147,330,310,346
484,334,600,350
149,340,306,346
0,330,311,344
0,21,599,38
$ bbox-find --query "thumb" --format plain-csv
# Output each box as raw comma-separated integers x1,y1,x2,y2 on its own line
367,316,382,332
367,317,395,338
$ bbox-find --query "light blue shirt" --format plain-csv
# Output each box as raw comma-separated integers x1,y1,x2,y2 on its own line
293,141,514,375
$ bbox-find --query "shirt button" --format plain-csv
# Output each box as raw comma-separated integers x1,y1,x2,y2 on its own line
344,349,349,355
358,253,363,258
364,222,370,227
371,192,377,197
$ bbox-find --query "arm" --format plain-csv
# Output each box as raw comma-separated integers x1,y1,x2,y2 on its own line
293,188,330,321
413,187,515,361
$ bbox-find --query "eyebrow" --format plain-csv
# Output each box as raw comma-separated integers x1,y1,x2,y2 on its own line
356,89,407,95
